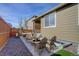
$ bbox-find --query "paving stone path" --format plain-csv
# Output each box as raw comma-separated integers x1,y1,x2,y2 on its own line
0,37,32,56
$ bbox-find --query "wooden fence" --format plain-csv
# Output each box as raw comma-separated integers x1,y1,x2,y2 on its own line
0,31,10,48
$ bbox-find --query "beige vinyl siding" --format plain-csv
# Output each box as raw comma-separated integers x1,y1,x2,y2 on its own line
27,20,33,30
26,17,37,30
78,3,79,25
41,4,79,42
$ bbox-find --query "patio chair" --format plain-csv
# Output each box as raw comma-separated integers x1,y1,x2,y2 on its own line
35,37,48,55
50,36,56,45
31,32,42,41
25,32,33,40
46,36,57,51
32,32,42,38
27,32,43,46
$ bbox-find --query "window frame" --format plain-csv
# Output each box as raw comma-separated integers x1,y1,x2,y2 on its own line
44,12,56,28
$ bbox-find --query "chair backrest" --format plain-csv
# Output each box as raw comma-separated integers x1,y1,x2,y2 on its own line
32,33,42,38
38,37,48,49
40,37,48,44
50,36,56,45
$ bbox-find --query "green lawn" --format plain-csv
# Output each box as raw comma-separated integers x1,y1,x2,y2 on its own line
51,50,76,56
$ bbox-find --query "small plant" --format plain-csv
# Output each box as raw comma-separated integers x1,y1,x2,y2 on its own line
51,50,76,56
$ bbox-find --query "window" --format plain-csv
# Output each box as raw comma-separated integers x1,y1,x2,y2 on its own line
44,12,56,28
45,15,49,26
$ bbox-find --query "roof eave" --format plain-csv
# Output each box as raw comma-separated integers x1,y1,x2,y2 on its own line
33,3,68,21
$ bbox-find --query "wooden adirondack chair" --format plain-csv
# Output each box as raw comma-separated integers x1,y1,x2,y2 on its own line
35,37,48,55
46,36,57,51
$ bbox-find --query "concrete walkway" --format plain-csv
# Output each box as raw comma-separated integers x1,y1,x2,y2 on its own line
20,36,51,56
0,37,32,56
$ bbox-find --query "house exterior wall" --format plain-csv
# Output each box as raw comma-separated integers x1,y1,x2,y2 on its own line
34,22,41,33
77,3,79,54
0,18,11,48
25,17,37,33
26,16,38,30
26,19,33,30
78,3,79,25
41,4,79,42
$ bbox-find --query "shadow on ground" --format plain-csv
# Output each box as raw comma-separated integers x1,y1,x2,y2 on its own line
0,37,32,56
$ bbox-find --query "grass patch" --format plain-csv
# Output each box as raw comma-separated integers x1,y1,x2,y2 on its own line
51,50,76,56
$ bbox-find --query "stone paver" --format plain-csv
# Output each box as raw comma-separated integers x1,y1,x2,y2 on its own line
0,37,32,56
